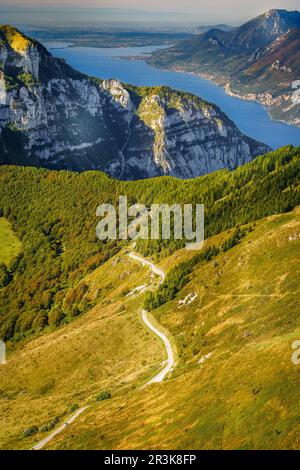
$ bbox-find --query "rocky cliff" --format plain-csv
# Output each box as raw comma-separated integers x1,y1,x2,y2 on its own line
0,25,270,179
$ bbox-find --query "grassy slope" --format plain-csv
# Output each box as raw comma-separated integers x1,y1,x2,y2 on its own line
40,207,300,450
0,252,166,449
0,217,22,266
0,147,299,449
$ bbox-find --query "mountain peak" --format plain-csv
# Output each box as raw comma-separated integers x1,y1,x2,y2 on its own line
227,8,300,51
0,25,35,54
264,8,299,16
0,25,84,83
264,9,286,16
262,8,300,23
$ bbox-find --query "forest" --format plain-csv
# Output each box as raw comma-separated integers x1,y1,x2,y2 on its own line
0,145,299,341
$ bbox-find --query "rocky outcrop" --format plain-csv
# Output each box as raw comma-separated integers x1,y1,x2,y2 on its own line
0,25,270,180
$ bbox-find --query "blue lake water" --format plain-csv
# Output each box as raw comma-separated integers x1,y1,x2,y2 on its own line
47,44,300,150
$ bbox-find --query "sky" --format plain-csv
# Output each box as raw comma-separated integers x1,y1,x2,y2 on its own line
0,0,299,26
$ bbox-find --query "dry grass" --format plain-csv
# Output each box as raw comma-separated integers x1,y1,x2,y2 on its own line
1,209,300,449
0,217,22,265
43,208,300,450
0,253,165,449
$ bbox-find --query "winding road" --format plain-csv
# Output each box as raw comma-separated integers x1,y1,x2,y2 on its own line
128,252,165,285
31,252,174,450
141,310,174,386
31,407,88,451
128,252,174,385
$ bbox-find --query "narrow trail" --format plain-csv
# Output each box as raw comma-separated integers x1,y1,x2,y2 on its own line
31,407,88,450
128,252,166,285
31,252,173,450
128,252,174,386
141,310,174,386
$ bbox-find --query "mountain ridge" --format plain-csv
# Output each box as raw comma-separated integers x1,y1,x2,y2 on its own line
148,9,300,127
0,25,270,179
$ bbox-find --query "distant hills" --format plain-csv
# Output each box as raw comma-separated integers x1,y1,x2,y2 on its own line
22,28,195,48
0,25,269,178
148,9,300,127
197,24,233,33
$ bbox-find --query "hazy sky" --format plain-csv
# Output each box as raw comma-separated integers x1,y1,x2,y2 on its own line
1,0,299,25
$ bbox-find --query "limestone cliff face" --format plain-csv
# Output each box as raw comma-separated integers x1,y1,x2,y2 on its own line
0,26,270,180
122,88,268,179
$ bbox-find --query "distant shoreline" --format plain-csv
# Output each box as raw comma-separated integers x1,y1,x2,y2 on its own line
141,60,300,130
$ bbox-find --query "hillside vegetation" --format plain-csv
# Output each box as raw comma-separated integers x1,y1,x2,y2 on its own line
0,251,166,449
44,207,300,450
0,146,299,342
1,206,299,449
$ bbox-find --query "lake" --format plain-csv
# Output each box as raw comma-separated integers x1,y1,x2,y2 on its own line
46,44,300,149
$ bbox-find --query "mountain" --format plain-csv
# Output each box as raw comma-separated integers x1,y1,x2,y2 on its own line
222,9,300,51
148,9,300,127
0,25,270,179
226,29,300,126
149,10,300,72
0,145,299,449
197,24,233,33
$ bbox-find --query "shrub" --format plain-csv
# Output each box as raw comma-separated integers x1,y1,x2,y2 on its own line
0,263,10,288
32,312,48,331
121,288,130,297
39,416,59,433
22,425,38,438
39,425,49,433
70,403,79,413
17,72,36,88
48,307,65,327
96,390,111,402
